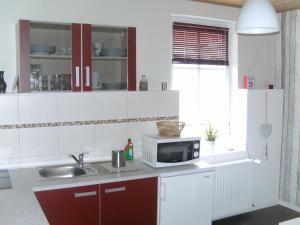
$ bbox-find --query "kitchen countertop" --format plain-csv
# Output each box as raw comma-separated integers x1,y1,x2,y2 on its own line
0,160,215,225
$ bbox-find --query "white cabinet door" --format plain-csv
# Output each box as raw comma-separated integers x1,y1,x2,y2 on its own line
160,171,214,225
246,90,283,206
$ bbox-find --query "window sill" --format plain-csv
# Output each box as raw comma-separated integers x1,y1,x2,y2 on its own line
200,149,248,165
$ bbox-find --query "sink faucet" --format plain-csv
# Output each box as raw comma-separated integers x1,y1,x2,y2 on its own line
69,153,88,168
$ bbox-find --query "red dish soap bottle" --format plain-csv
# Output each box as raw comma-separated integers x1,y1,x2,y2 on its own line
124,138,134,160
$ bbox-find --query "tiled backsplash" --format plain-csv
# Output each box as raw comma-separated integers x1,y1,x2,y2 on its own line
0,91,179,168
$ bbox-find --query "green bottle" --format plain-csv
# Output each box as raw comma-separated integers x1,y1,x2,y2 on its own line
125,138,134,160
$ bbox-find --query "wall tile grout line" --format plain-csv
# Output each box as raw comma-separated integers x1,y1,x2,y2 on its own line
17,95,21,163
0,116,178,130
56,93,60,157
92,93,96,157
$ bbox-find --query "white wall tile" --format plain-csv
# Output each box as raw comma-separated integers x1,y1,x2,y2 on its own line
58,93,93,122
58,125,93,154
59,151,96,161
127,92,158,118
19,127,58,157
19,93,58,123
94,123,127,158
157,91,179,117
20,155,61,165
94,92,127,120
94,150,112,159
0,95,19,125
0,129,19,159
127,121,158,157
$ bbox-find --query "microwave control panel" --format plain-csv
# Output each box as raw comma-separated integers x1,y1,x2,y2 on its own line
193,141,200,159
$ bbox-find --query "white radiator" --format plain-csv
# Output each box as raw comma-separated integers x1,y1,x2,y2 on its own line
213,160,253,220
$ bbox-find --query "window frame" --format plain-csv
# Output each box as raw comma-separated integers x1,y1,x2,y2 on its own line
171,15,239,152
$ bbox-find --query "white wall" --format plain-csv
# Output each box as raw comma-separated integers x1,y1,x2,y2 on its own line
0,0,277,92
238,35,277,89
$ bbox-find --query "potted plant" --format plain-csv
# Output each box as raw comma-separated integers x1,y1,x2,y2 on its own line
204,124,218,153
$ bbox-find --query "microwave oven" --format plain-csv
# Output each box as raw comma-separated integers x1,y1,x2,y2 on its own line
142,135,200,168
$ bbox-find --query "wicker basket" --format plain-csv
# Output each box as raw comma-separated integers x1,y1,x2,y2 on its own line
156,121,185,137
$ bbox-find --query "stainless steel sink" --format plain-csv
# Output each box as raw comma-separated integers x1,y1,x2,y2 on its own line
36,162,110,180
38,165,86,179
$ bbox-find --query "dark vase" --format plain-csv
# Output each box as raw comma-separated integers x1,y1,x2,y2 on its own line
0,71,7,93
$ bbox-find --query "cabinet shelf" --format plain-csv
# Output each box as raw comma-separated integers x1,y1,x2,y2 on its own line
30,54,71,60
92,56,127,60
30,55,127,60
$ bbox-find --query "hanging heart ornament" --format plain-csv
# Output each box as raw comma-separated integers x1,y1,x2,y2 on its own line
260,123,272,140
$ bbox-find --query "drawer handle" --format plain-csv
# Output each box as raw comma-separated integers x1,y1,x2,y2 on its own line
74,191,97,198
105,187,126,193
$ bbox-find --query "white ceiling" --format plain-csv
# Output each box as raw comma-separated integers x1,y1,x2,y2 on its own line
192,0,300,12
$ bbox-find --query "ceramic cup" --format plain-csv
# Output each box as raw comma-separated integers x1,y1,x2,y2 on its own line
93,42,103,56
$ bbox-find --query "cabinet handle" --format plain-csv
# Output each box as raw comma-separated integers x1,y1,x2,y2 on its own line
161,182,166,201
75,66,80,87
74,191,97,198
85,66,90,87
105,187,126,193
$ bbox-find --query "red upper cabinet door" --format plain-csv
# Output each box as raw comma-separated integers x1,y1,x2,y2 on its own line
82,24,92,91
100,177,158,225
72,23,82,92
35,185,99,225
128,27,136,91
19,20,31,93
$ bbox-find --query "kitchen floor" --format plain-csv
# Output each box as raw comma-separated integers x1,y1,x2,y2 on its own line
212,205,300,225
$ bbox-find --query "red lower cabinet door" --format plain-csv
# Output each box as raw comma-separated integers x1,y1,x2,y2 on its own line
100,177,158,225
35,185,99,225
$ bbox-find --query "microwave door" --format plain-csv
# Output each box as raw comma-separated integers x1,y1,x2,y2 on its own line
157,142,193,163
158,151,184,163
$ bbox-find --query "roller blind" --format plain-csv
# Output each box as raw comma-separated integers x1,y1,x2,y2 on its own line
173,22,229,66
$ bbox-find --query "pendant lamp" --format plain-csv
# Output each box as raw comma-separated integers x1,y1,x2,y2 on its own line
236,0,280,34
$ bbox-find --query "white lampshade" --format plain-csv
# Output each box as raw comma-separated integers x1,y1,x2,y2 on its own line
236,0,280,34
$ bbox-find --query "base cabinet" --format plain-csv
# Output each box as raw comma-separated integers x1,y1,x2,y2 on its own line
35,185,99,225
100,177,158,225
35,177,157,225
160,171,214,225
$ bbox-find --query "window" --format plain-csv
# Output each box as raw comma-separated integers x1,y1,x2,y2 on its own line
172,20,239,154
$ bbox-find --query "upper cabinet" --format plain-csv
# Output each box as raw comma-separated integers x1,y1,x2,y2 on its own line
19,20,136,93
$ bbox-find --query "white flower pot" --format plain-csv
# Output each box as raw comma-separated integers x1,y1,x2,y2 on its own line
207,141,215,154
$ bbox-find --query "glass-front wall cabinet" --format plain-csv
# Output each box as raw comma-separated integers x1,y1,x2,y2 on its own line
92,26,128,91
30,22,72,91
19,20,136,92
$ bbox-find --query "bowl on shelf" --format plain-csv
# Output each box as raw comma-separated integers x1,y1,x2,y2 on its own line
100,48,127,57
31,44,56,55
103,82,125,90
57,47,72,55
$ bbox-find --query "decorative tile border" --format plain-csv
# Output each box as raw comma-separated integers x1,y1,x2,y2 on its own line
0,116,179,130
